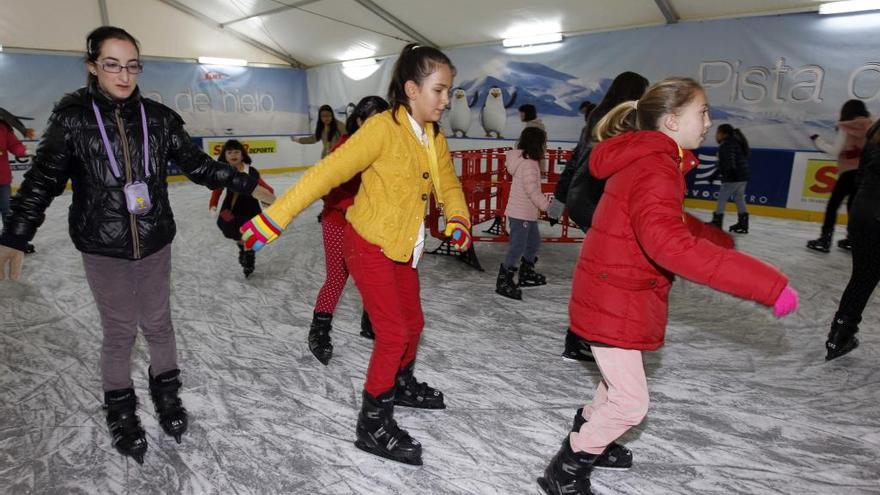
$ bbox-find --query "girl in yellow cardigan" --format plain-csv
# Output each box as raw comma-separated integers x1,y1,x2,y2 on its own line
240,44,471,466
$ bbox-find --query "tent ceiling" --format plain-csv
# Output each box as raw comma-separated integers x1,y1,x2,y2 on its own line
0,0,828,67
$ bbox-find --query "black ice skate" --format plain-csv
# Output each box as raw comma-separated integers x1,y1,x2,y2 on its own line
571,407,633,470
104,388,148,464
149,368,188,443
806,232,832,253
837,238,853,251
241,249,256,278
394,361,445,409
308,312,333,365
562,329,595,363
518,257,547,287
707,212,723,229
360,310,375,340
355,389,423,466
496,264,522,300
826,315,859,361
728,213,749,234
537,437,599,495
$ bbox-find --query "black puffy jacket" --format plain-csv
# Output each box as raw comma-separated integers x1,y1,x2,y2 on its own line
0,84,257,259
715,137,750,183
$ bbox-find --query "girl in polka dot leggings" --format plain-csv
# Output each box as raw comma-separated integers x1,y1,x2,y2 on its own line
307,96,389,365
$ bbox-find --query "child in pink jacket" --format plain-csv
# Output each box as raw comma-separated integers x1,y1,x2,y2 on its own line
497,127,550,299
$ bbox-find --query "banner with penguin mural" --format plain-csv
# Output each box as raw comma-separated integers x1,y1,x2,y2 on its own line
307,11,880,152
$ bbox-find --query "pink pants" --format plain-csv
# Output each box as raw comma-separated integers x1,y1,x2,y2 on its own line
570,346,649,455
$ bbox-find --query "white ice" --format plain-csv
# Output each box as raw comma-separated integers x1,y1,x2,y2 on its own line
1,172,878,494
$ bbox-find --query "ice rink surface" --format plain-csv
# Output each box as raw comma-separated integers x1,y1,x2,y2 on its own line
1,172,878,494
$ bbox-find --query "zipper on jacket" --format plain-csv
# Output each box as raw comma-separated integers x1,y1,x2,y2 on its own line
115,106,141,259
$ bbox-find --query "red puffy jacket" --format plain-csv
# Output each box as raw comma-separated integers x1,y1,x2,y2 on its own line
569,131,787,350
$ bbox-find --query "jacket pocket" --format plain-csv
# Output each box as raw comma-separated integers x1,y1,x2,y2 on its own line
597,271,663,291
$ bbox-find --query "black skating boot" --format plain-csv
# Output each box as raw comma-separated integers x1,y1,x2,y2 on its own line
308,312,333,365
707,212,724,229
837,238,853,251
242,249,255,278
360,310,375,340
537,437,600,495
496,264,522,300
825,315,860,361
806,231,832,253
394,361,445,409
24,243,35,254
729,213,749,234
149,368,188,443
562,328,595,362
104,388,148,464
519,257,547,287
570,408,633,470
237,243,245,267
355,389,423,465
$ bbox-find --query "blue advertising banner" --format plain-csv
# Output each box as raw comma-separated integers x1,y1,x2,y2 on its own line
685,148,795,208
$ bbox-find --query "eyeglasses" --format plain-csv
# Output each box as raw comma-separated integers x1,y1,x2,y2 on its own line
98,60,144,74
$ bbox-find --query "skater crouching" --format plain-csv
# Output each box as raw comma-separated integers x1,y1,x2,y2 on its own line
537,78,798,495
209,139,275,278
240,44,471,466
497,126,550,300
0,26,273,464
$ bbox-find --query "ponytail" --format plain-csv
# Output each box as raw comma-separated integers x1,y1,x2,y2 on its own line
593,101,638,141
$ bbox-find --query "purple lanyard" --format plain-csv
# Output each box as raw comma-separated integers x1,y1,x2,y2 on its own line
91,100,150,180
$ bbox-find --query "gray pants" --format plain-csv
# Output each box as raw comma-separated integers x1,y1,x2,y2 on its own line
504,217,540,268
714,181,748,215
82,244,177,391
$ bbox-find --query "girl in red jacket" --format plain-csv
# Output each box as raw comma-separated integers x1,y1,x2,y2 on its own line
307,95,389,365
537,77,799,495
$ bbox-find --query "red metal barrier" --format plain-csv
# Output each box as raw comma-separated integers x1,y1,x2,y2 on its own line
427,147,583,245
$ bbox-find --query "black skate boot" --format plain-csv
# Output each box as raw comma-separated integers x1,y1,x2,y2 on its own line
537,437,599,495
355,389,423,465
360,310,375,340
570,408,633,470
394,361,445,409
496,264,522,300
308,312,333,365
729,213,749,234
562,329,595,362
104,388,148,464
24,243,35,254
837,238,853,251
707,212,724,229
806,231,832,253
241,249,255,278
237,243,245,267
149,368,188,443
825,315,860,361
519,257,547,287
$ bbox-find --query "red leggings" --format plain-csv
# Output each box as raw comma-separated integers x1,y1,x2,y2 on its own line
314,209,349,314
343,223,423,396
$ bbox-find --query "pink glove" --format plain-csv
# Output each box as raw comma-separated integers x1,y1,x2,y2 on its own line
773,285,799,318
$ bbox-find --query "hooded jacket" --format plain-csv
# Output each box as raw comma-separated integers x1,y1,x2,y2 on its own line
504,149,550,221
569,131,787,350
0,84,257,259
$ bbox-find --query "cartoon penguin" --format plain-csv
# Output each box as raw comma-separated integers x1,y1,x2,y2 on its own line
448,88,477,138
481,86,517,138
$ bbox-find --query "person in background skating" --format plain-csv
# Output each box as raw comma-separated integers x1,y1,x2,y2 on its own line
824,119,880,360
549,71,650,363
208,139,276,278
239,44,470,466
707,124,751,233
496,126,550,300
0,117,34,253
519,104,545,132
806,100,873,252
292,104,346,159
536,77,798,495
0,26,273,464
307,95,389,366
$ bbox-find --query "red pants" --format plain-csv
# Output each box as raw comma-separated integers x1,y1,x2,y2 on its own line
343,223,423,396
314,208,349,314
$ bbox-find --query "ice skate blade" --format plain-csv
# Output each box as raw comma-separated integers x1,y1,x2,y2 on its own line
394,399,446,410
132,453,144,465
593,464,632,471
518,281,547,288
806,245,830,253
354,439,423,466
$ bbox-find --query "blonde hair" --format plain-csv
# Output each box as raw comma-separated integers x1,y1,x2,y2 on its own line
594,77,704,142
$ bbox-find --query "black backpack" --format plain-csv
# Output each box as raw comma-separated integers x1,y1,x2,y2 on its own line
565,144,606,231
